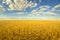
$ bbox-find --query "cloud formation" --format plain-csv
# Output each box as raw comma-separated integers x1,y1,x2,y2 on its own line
39,6,50,11
52,4,60,12
0,5,5,13
3,0,37,10
53,4,60,9
29,5,57,16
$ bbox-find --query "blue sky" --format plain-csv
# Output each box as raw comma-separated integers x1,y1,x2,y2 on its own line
0,0,60,20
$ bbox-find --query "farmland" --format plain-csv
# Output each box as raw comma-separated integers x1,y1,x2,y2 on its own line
0,20,60,40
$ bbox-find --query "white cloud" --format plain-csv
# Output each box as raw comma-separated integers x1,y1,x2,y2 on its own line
39,6,50,11
14,12,28,14
40,6,50,8
52,4,60,12
53,4,60,9
3,0,37,10
45,12,57,16
0,5,5,13
29,9,44,16
29,5,57,16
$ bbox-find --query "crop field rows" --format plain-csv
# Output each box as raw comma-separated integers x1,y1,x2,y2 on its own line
0,20,60,40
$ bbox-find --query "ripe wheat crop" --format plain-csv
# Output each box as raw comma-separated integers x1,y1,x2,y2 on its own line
0,20,60,40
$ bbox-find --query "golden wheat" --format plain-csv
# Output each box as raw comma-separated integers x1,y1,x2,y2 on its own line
0,20,60,40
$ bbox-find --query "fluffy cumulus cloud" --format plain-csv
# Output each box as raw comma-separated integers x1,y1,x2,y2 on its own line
52,4,60,12
29,9,44,16
0,5,5,13
45,12,57,16
29,5,57,16
53,4,60,10
14,12,28,15
39,6,50,11
2,0,37,10
2,0,59,16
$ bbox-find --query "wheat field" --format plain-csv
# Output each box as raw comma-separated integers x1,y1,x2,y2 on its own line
0,20,60,40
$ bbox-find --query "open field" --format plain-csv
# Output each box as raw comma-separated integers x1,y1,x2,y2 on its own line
0,20,60,40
